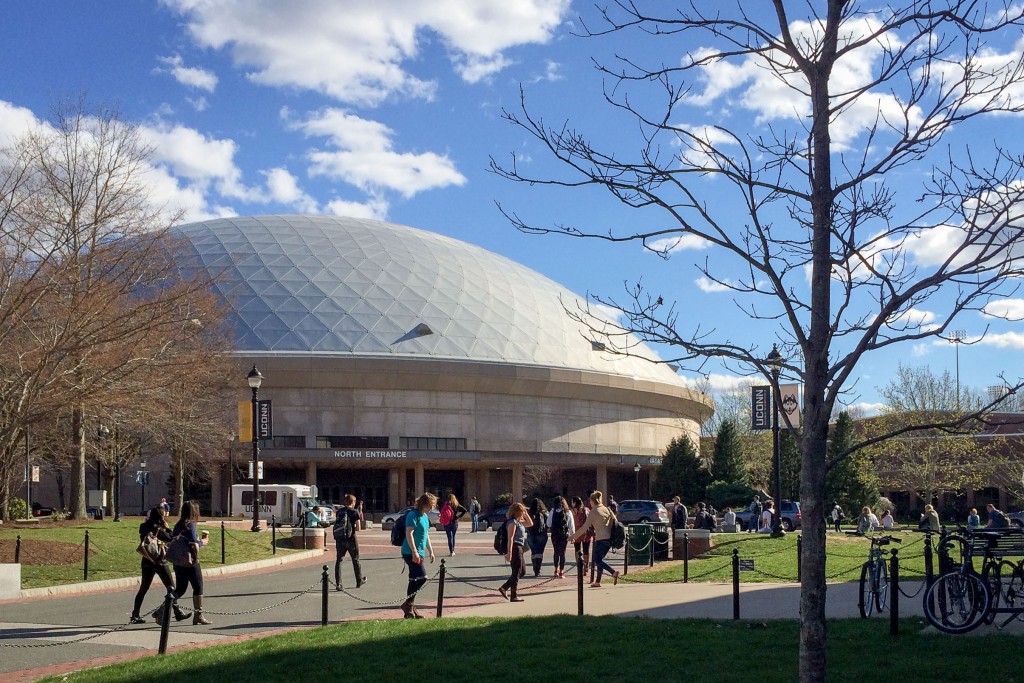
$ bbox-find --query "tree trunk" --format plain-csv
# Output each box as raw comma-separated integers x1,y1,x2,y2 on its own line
70,405,87,519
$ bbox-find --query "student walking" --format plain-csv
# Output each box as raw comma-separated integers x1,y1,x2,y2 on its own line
400,492,437,619
333,494,366,590
569,491,619,587
170,500,212,625
439,494,467,556
526,498,549,577
498,502,533,603
469,496,481,532
131,506,189,624
571,496,592,574
547,496,575,578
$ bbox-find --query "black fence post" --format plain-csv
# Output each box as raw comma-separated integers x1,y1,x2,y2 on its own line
924,532,934,590
15,535,21,563
84,530,90,581
623,528,629,576
271,515,277,554
321,565,329,626
732,548,740,620
303,523,308,551
158,592,173,654
577,551,585,616
683,532,689,583
650,528,655,568
221,521,226,565
796,534,802,581
436,559,447,618
889,548,899,637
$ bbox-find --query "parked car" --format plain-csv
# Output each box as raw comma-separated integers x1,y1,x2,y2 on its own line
381,507,442,531
615,499,669,524
1007,511,1024,529
734,500,802,531
31,503,53,517
477,505,511,531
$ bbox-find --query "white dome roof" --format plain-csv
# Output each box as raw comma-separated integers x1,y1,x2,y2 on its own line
174,215,683,385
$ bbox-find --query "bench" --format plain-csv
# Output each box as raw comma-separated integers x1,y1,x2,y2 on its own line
967,529,1024,560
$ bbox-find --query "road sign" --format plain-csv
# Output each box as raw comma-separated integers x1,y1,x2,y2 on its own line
135,471,150,485
248,461,264,480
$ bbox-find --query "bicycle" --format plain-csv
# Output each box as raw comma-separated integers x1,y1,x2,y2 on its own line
858,533,900,617
922,528,1024,633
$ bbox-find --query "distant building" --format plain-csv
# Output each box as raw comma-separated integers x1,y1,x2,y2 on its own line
173,215,711,514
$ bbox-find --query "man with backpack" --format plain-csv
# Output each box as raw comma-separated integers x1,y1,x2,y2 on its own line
332,495,366,591
469,496,481,532
986,502,1011,529
749,496,763,533
671,496,688,532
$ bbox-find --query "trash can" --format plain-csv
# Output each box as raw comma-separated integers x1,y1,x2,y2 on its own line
650,522,670,561
627,523,653,566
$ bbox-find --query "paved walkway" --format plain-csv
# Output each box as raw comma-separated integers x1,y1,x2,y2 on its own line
2,528,1016,682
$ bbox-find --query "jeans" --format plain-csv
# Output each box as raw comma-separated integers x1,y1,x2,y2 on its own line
471,514,479,532
444,522,459,553
334,537,363,588
592,539,616,582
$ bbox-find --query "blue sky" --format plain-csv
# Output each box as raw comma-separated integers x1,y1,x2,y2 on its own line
2,1,1022,415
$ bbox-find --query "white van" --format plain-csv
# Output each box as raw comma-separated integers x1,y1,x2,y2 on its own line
230,484,334,527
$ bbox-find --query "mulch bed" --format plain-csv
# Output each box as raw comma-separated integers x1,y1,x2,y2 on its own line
0,539,88,565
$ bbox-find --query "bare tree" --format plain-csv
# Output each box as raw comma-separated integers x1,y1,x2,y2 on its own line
0,102,219,519
491,3,1024,680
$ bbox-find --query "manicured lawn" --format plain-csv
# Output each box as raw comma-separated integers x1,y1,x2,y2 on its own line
0,519,300,589
623,530,931,584
36,615,1019,683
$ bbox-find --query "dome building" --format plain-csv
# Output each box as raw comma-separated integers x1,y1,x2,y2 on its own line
175,215,710,514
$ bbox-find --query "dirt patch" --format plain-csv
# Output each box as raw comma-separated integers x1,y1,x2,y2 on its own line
0,539,91,565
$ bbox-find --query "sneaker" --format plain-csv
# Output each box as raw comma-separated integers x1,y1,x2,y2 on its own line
590,582,602,588
129,615,146,624
357,577,368,588
510,597,525,602
498,587,509,600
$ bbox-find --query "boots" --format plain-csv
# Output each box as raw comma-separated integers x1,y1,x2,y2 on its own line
173,602,191,621
192,596,212,625
532,557,542,577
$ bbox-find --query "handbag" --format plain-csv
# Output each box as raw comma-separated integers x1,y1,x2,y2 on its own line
166,534,194,567
136,531,166,564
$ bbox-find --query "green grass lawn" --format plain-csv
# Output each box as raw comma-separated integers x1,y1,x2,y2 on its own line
35,615,1020,683
0,519,301,589
623,530,931,584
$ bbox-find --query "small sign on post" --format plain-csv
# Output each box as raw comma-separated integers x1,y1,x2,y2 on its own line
751,386,771,430
739,559,755,572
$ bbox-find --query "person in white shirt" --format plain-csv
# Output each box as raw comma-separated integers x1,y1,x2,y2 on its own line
759,501,774,532
722,507,737,531
881,509,894,530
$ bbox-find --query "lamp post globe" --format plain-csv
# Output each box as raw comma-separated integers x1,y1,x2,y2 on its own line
765,345,786,538
248,365,263,532
633,462,641,499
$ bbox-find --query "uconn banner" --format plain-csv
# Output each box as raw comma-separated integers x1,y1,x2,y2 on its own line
751,384,802,430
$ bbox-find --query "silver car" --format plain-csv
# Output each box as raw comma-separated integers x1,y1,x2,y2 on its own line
381,507,443,531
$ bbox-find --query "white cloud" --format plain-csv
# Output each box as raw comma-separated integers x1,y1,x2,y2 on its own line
681,16,923,150
886,307,936,327
156,55,218,92
324,196,389,220
844,401,885,417
646,233,710,254
975,331,1024,349
983,299,1024,320
291,107,466,197
911,343,931,357
695,276,734,293
262,167,319,213
677,373,750,393
166,0,570,105
140,123,260,202
0,100,44,147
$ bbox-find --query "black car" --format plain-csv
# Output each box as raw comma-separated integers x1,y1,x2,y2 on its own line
478,505,511,531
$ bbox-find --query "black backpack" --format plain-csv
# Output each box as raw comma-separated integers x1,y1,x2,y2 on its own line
390,510,410,547
333,508,353,542
494,520,509,555
551,509,569,540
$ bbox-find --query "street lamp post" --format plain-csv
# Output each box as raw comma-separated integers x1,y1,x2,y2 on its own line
139,460,147,515
766,345,786,538
97,425,110,519
248,365,263,532
633,462,641,499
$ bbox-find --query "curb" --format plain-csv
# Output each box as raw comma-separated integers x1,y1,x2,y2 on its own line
9,550,324,601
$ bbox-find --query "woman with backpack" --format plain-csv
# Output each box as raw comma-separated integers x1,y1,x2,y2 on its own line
547,496,576,578
498,502,533,602
570,496,592,575
526,498,549,577
130,506,189,624
170,500,212,625
400,492,437,619
439,494,467,557
569,490,619,587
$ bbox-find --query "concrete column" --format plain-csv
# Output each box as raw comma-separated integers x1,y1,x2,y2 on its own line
389,467,403,512
414,463,425,497
479,468,491,507
596,466,608,498
512,464,523,504
305,461,318,487
209,465,223,516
